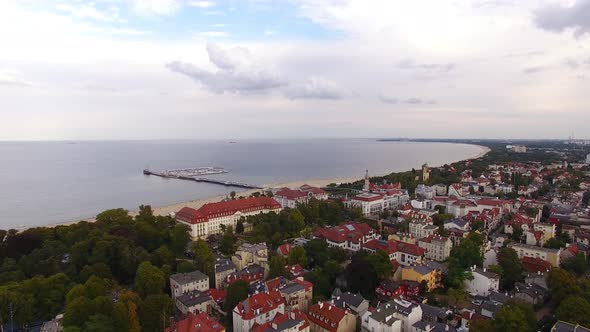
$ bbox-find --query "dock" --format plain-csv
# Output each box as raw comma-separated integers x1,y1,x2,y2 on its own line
143,169,263,189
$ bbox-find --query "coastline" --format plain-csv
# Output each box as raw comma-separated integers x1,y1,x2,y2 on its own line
42,144,490,229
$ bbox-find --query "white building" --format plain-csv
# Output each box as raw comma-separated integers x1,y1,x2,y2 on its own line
274,185,328,208
233,292,285,332
409,221,438,241
361,299,422,332
176,197,282,239
418,235,452,262
464,266,499,297
345,193,384,216
169,270,209,298
415,185,435,199
586,153,590,164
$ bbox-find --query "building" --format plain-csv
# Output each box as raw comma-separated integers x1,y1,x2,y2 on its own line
307,301,356,332
278,278,314,312
361,299,422,332
362,239,425,266
170,270,209,298
274,185,328,208
409,221,438,241
224,264,265,286
464,266,499,297
412,321,456,332
176,197,282,239
415,185,435,199
232,242,269,271
508,242,561,267
313,223,378,251
511,145,527,153
375,280,420,301
586,154,590,164
345,193,385,216
331,289,370,318
276,243,292,257
551,321,590,332
232,291,285,332
251,310,310,332
400,265,442,291
418,235,452,262
214,256,237,289
422,163,431,182
166,312,224,332
175,290,215,315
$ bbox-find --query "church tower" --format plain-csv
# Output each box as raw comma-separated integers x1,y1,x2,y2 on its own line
363,169,370,192
422,163,430,182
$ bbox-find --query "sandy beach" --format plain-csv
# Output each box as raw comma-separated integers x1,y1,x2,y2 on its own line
43,144,490,229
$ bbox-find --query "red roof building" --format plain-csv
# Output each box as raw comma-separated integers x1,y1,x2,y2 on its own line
251,309,310,332
307,302,356,332
521,257,552,273
166,312,225,332
313,222,378,251
277,243,292,257
362,239,425,266
176,197,281,239
233,291,286,332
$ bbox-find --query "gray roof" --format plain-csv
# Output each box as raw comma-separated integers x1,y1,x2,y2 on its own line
413,321,457,332
214,256,236,273
419,303,447,320
170,270,208,285
473,267,499,279
408,265,435,276
371,300,418,321
489,291,510,304
508,242,561,253
278,282,305,295
552,321,590,332
176,290,212,307
331,292,367,312
481,301,502,314
257,317,305,332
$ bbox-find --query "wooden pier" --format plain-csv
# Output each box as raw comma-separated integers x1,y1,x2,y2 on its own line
143,169,263,189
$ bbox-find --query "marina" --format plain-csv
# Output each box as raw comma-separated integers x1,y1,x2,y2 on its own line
143,167,263,189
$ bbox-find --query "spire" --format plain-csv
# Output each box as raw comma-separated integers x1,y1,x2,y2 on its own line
363,169,370,192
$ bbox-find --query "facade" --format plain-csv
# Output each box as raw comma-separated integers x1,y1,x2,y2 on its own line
511,145,527,153
224,264,265,286
415,185,435,199
551,321,590,332
376,280,420,301
362,239,425,267
307,302,356,332
166,312,224,332
232,291,285,332
400,265,442,291
170,270,209,298
274,185,328,208
313,223,378,251
418,235,452,262
232,242,269,271
409,221,438,243
176,197,282,239
464,267,499,297
346,193,385,216
331,289,369,318
214,256,237,289
361,300,422,332
175,290,215,315
278,278,314,312
508,242,561,267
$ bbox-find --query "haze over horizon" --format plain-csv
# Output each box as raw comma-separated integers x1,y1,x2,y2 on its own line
1,0,589,140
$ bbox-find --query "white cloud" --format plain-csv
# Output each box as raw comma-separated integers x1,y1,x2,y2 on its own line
0,69,32,86
129,0,181,16
197,31,229,38
55,3,120,22
188,1,216,8
285,77,347,99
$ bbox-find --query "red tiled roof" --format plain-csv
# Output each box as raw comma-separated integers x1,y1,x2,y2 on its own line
521,256,552,273
285,264,305,278
307,302,347,332
165,312,224,332
234,291,285,320
313,223,374,244
176,197,281,224
251,309,310,332
277,243,292,256
300,184,327,195
275,187,309,200
208,288,227,303
351,194,383,202
362,239,425,257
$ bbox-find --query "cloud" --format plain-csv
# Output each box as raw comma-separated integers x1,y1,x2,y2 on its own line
166,44,286,94
523,66,545,74
197,31,229,38
285,77,346,100
188,1,216,8
378,93,435,105
379,94,398,104
55,3,120,22
534,0,590,37
405,97,423,104
0,69,32,86
129,0,180,16
396,59,455,72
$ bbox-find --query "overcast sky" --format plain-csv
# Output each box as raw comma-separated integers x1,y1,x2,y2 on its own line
1,0,589,140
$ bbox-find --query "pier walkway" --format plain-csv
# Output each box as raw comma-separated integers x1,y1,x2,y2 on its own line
143,169,264,189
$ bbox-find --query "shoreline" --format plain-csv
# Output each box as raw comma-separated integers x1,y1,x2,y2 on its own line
42,144,490,229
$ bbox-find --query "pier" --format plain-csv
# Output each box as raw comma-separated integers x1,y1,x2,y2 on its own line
143,169,263,189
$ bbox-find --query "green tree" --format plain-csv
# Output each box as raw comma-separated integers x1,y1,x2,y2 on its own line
138,294,173,332
192,239,214,277
220,227,238,255
223,280,249,313
85,313,114,332
469,319,496,332
151,246,174,268
176,261,197,273
497,247,523,290
287,246,308,267
548,268,580,305
562,253,589,276
112,302,130,332
269,255,287,278
64,296,95,328
169,224,191,254
96,208,132,224
492,301,537,332
288,209,306,235
556,296,590,328
366,250,393,279
544,237,566,249
236,219,245,234
134,262,165,298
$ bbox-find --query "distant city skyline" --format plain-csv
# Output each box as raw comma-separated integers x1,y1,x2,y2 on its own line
1,0,589,140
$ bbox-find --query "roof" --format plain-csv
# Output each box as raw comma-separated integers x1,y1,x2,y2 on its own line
170,270,208,285
413,321,457,332
551,321,590,332
313,222,374,244
276,243,292,256
307,302,348,332
350,192,384,202
405,265,435,276
176,290,213,308
472,267,499,279
362,239,425,257
331,292,367,313
370,299,419,321
419,303,447,320
251,309,310,332
214,256,236,273
165,312,224,332
234,291,285,320
275,187,309,200
508,242,561,254
176,197,281,224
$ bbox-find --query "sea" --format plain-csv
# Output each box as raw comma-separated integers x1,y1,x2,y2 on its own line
0,139,484,229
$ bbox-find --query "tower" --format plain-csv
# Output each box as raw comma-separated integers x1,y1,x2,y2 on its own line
422,163,430,183
363,169,370,192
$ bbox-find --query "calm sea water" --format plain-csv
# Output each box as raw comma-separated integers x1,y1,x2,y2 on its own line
0,139,483,229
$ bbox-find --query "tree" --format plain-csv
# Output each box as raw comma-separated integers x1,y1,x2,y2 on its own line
269,255,287,278
112,302,129,332
366,250,393,279
511,224,523,241
169,224,191,254
447,288,466,306
548,268,580,305
138,294,173,332
96,208,132,224
492,301,537,332
85,314,114,332
151,246,174,268
469,319,496,332
288,209,306,235
497,247,523,290
220,227,238,255
64,296,95,328
176,261,197,273
556,296,590,328
192,239,214,277
223,280,249,313
134,262,165,298
287,246,308,267
127,302,141,332
236,219,245,234
562,253,589,276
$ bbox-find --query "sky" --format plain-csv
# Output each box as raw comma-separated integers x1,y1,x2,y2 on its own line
0,0,589,140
